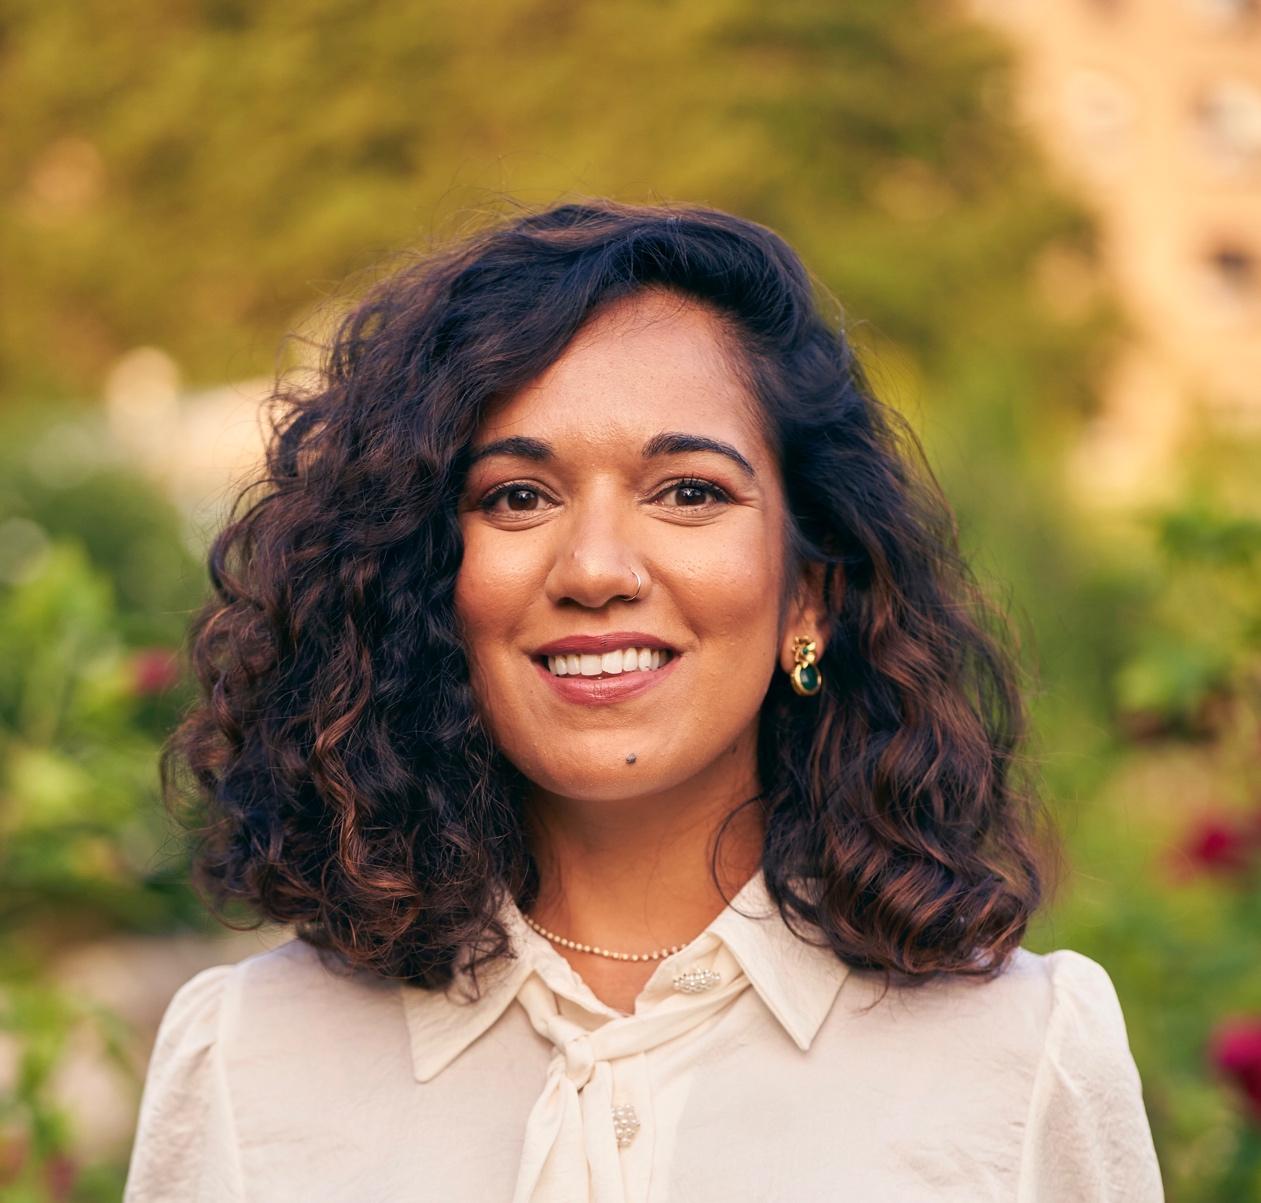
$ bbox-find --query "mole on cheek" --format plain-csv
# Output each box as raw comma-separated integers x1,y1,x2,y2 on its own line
625,753,637,764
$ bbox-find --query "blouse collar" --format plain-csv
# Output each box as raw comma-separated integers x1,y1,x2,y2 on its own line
401,867,850,1083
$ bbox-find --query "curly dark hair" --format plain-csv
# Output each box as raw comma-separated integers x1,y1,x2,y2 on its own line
162,198,1063,996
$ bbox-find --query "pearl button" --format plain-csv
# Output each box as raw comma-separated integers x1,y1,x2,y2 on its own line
612,1102,640,1148
671,966,722,994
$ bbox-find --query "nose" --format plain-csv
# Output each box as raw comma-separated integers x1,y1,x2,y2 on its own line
543,492,644,609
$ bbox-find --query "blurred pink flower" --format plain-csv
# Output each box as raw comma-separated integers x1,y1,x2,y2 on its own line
130,647,180,696
1210,1018,1261,1124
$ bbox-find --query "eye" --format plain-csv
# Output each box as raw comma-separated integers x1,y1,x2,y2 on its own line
477,481,555,515
653,477,731,509
475,476,731,518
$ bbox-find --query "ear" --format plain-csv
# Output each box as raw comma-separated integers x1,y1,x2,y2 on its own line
779,559,835,673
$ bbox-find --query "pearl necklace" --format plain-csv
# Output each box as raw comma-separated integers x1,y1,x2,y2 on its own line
521,911,688,962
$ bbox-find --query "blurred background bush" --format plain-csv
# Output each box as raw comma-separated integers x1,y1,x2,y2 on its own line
1,1,1258,1199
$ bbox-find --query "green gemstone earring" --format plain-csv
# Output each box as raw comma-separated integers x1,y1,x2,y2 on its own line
789,635,823,697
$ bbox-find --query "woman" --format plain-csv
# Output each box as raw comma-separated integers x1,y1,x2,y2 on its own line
124,200,1164,1201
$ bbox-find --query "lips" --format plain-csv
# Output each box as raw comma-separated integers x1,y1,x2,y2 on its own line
531,646,682,705
532,631,678,657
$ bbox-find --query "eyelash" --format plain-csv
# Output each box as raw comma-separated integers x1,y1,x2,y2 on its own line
476,476,731,516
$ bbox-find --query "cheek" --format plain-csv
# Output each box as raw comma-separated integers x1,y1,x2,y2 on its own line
453,529,535,641
670,531,783,639
453,544,523,730
659,531,786,719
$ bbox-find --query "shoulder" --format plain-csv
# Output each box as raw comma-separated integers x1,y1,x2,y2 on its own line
1020,945,1144,1092
166,937,401,1048
1021,945,1122,998
822,947,1163,1199
850,943,1149,1106
975,945,1138,1072
833,945,1135,1086
125,954,260,1201
993,945,1127,1015
940,944,1131,1028
1005,946,1137,1074
136,960,236,1101
204,938,395,1023
154,939,327,1026
1009,948,1165,1200
127,937,410,1200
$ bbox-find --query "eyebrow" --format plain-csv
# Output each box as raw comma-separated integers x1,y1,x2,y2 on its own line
466,431,757,480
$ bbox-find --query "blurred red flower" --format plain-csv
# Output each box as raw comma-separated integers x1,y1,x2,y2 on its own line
1210,1018,1261,1124
43,1152,78,1202
130,647,180,696
1167,809,1261,880
1190,817,1255,870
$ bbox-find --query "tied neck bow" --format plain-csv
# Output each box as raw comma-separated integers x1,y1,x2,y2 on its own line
509,955,751,1203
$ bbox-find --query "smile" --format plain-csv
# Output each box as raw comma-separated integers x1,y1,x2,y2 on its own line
530,649,682,705
541,647,674,678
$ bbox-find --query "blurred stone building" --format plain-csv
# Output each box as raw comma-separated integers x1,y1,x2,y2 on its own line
969,0,1261,505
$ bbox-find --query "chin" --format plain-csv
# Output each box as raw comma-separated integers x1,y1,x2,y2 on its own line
512,750,695,805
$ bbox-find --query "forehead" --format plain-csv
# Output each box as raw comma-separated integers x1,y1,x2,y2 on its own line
475,290,767,453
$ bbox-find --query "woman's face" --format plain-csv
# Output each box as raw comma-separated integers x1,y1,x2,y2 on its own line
455,288,823,809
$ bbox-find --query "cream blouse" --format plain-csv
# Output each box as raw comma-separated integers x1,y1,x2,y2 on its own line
123,869,1164,1201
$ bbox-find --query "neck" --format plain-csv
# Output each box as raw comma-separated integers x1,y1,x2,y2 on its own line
523,742,766,953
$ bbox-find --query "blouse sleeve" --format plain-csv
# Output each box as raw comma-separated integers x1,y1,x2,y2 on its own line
123,963,246,1203
1017,950,1165,1203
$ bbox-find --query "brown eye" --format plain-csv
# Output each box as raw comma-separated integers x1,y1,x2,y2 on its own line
655,478,730,509
478,483,551,514
673,485,714,507
504,487,539,511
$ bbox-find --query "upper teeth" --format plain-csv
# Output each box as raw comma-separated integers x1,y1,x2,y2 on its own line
546,647,672,676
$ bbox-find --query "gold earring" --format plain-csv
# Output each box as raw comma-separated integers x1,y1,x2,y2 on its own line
789,635,822,696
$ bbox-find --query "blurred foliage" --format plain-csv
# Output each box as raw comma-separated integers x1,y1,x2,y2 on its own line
0,542,207,942
1032,435,1261,1198
1,0,1258,1199
1,979,134,1203
1,0,1111,401
1,408,209,1202
0,406,202,647
1115,504,1261,737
